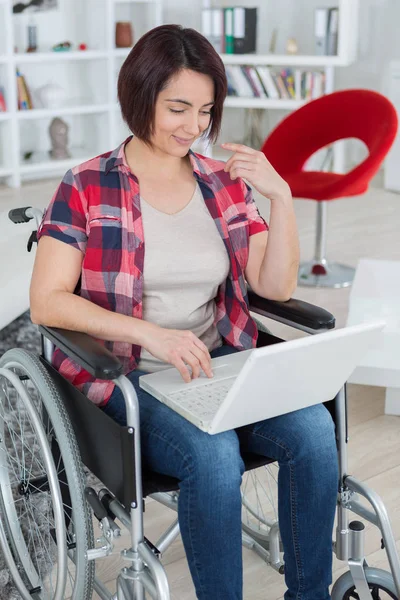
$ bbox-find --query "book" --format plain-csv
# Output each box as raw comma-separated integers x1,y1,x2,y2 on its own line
255,66,280,100
314,7,329,55
327,7,339,55
281,68,296,99
247,66,267,97
229,65,254,97
233,7,257,54
242,66,261,97
16,70,33,110
225,67,238,96
0,86,6,112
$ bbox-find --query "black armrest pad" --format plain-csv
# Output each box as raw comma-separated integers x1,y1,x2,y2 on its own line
39,326,123,380
248,291,335,331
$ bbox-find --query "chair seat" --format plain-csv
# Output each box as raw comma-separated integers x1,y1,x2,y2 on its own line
142,452,275,497
283,171,369,201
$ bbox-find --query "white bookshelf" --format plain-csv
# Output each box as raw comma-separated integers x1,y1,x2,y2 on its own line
218,0,358,172
0,0,358,187
0,0,162,187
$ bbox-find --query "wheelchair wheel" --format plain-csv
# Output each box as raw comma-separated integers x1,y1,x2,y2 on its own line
0,348,95,600
331,567,398,599
241,463,283,552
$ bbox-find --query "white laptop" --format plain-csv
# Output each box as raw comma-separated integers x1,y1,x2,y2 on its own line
139,321,385,434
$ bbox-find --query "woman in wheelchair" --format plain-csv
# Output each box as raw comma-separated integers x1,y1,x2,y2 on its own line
29,25,339,600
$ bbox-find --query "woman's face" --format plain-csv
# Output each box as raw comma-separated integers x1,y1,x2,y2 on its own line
151,69,215,157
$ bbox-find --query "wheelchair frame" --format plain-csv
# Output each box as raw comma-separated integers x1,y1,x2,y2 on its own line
1,206,399,600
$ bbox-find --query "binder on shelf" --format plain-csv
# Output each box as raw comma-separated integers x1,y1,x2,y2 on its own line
327,7,339,55
233,7,257,54
224,8,234,54
314,7,329,55
211,8,224,53
201,8,212,44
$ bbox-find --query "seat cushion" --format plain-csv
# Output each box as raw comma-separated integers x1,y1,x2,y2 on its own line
284,171,369,201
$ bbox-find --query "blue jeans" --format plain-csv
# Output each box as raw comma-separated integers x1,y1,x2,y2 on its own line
102,344,339,600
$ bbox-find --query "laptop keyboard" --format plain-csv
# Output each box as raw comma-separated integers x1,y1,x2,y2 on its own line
168,377,236,419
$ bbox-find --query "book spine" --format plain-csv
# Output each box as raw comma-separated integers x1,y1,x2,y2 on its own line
273,72,290,99
230,65,253,97
16,71,28,110
21,74,33,109
256,66,279,100
248,66,267,97
225,66,238,96
0,86,6,111
242,66,260,97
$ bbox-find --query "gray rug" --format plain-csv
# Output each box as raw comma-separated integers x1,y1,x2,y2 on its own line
0,311,101,599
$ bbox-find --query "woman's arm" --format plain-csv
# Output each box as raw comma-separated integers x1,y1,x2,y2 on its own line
222,142,300,301
30,236,213,381
30,236,154,346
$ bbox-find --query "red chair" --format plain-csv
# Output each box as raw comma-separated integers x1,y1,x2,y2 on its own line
261,89,398,287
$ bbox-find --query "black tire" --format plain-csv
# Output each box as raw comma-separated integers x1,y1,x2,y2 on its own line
331,567,398,600
0,348,95,600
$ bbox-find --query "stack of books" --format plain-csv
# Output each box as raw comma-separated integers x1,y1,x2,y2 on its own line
16,70,33,110
226,65,326,101
314,7,339,56
0,87,6,112
201,7,257,54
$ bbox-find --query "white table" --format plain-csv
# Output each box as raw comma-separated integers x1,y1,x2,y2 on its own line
346,259,400,416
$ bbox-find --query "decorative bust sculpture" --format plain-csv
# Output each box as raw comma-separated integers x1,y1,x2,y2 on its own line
49,117,70,160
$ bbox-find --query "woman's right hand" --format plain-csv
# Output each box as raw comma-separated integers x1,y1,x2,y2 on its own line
141,324,214,383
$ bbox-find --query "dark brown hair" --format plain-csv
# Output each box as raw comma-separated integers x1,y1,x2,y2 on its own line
118,24,227,145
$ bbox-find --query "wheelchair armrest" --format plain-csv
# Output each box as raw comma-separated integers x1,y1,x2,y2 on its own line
39,326,123,380
248,290,335,333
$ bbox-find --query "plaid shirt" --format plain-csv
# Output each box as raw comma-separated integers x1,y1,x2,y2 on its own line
37,137,268,405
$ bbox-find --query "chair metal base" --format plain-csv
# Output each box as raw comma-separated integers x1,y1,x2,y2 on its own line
298,260,355,288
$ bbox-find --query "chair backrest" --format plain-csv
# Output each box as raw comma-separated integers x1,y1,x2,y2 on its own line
261,89,398,176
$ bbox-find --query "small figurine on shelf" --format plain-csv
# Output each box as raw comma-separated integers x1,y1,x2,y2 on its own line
286,37,299,55
78,43,87,51
49,117,70,160
52,41,72,52
26,17,37,52
37,81,66,109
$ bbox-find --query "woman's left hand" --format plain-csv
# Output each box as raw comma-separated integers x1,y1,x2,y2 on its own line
221,142,291,203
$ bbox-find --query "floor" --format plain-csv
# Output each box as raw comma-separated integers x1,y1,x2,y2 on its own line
1,171,400,598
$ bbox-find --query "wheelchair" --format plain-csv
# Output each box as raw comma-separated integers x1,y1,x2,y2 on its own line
0,206,399,600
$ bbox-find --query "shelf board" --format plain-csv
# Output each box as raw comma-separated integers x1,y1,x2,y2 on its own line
113,48,132,58
13,50,109,63
221,54,348,67
0,167,12,178
17,104,112,120
20,148,99,175
224,97,306,110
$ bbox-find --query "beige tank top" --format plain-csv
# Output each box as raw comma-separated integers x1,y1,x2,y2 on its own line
136,182,230,372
